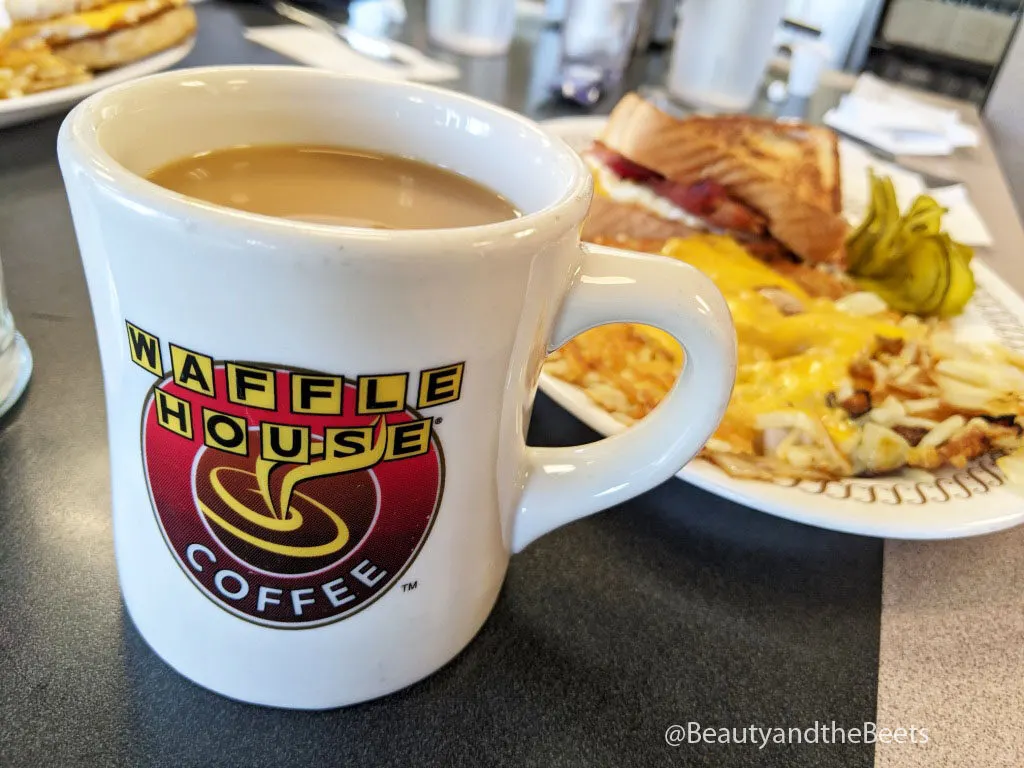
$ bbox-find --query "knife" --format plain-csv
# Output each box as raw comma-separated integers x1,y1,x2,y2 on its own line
831,128,961,190
268,0,414,68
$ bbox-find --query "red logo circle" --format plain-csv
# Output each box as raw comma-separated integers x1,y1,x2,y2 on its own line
141,364,443,628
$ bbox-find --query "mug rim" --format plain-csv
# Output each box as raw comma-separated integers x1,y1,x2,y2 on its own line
58,65,593,246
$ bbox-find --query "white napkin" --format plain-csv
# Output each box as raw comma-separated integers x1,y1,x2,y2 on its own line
824,73,979,156
928,184,994,248
839,140,992,247
244,26,459,82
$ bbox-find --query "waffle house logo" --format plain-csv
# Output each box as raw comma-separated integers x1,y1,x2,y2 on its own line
127,321,457,628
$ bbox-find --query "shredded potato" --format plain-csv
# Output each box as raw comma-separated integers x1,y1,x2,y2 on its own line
0,44,91,99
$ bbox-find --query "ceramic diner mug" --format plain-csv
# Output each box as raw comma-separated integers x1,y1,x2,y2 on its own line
58,66,736,709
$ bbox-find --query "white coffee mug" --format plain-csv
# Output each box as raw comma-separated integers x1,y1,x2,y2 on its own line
58,66,735,709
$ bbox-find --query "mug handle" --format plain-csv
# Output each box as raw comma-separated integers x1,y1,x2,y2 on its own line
512,242,737,551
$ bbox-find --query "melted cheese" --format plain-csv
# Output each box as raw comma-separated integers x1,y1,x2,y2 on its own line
659,236,922,451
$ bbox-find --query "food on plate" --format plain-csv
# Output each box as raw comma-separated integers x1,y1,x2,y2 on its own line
0,0,195,98
583,92,849,265
545,95,1006,481
0,41,89,97
544,236,1024,480
997,447,1024,493
1,0,196,69
846,173,976,317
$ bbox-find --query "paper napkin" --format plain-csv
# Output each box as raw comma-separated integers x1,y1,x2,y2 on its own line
824,73,979,157
244,26,459,82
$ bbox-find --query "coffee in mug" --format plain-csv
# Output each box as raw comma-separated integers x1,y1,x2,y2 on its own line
146,144,520,229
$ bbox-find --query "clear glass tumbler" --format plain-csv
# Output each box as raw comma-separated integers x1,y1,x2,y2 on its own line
667,0,786,112
557,0,643,104
0,248,31,416
428,0,517,56
0,255,15,365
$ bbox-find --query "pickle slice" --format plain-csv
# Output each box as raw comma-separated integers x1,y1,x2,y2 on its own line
898,196,943,250
889,235,951,315
944,233,974,265
906,195,944,220
857,177,902,277
937,243,975,318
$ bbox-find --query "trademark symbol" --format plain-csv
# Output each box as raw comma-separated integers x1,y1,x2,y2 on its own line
434,417,443,425
401,581,418,592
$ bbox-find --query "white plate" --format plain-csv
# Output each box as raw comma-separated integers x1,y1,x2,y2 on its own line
0,40,194,129
540,115,1024,539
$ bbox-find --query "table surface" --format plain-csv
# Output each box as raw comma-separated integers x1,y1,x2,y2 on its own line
1,3,1022,767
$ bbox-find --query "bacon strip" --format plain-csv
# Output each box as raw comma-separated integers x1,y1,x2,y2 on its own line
588,143,767,237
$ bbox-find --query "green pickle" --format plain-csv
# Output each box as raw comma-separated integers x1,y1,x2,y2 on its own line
856,177,902,277
938,244,975,317
846,172,975,317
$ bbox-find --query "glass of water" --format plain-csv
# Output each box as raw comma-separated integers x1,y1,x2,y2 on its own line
667,0,787,112
0,247,32,418
428,0,517,56
557,0,643,105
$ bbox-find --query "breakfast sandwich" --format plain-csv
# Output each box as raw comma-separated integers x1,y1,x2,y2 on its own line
583,93,849,266
0,0,196,71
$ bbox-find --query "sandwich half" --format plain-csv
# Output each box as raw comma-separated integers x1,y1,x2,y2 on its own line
583,93,848,266
1,0,196,71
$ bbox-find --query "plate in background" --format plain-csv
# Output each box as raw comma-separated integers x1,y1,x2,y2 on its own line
0,40,194,130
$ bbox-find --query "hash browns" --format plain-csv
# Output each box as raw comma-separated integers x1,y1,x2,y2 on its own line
0,43,90,98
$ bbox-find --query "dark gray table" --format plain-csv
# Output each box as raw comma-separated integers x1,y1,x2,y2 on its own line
0,3,880,766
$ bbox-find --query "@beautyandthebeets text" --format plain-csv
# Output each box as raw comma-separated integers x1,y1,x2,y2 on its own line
664,721,929,748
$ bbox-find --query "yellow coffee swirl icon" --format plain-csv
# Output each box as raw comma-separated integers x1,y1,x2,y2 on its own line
196,418,387,564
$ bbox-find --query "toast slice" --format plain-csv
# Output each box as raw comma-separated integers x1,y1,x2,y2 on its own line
595,93,847,265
